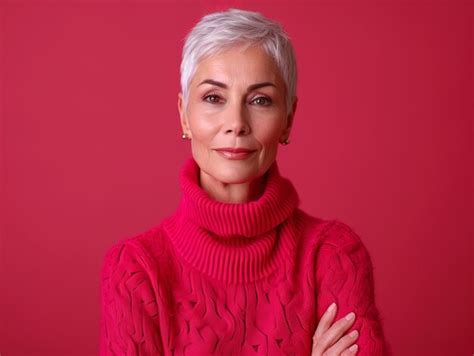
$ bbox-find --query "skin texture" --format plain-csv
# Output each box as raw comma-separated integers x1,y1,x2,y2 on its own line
178,44,296,203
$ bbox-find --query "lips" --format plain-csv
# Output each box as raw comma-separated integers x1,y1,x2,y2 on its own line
215,147,255,153
214,147,257,160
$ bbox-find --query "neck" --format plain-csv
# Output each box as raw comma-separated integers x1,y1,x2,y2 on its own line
199,169,267,203
163,156,301,283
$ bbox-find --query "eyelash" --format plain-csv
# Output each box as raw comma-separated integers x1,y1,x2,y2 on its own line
203,93,272,106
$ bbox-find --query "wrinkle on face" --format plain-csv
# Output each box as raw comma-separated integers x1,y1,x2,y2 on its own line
177,44,294,203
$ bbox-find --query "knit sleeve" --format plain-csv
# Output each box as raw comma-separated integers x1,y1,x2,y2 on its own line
99,241,164,355
315,221,392,356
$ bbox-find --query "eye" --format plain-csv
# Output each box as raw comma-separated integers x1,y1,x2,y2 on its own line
251,96,272,106
203,93,222,104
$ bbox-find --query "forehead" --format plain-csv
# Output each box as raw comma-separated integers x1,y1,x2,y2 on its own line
191,45,284,87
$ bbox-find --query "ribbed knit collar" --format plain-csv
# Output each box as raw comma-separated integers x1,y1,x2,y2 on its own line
163,157,300,284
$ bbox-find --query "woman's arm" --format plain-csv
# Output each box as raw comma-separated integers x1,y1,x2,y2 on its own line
315,221,392,356
100,241,164,355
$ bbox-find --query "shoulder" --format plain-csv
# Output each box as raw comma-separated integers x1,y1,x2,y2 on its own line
294,210,363,249
320,219,365,251
100,224,169,280
294,210,373,266
100,239,150,284
313,219,375,279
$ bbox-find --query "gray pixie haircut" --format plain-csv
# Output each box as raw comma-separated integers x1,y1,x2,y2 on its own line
180,8,297,116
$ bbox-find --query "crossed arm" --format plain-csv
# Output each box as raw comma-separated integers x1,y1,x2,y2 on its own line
312,221,392,356
99,223,391,355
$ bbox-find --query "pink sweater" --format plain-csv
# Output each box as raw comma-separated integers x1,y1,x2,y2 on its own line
99,158,391,355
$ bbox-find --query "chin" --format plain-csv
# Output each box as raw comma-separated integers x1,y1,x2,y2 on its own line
215,166,259,184
205,161,261,185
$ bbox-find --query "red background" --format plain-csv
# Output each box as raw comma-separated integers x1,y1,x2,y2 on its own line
1,1,472,355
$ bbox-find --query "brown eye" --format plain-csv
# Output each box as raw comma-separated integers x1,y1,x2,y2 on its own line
252,96,272,106
204,94,221,104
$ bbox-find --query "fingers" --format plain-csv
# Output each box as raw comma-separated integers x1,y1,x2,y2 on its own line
341,342,359,355
322,311,357,349
312,303,359,355
331,329,359,355
313,302,337,341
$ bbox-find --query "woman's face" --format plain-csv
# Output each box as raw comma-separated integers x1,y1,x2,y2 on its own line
178,44,296,185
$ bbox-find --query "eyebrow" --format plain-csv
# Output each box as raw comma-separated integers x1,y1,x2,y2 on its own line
198,79,276,91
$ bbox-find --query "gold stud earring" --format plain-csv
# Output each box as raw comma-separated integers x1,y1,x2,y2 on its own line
181,133,188,140
281,138,290,145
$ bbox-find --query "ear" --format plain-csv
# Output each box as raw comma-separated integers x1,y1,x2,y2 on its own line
177,92,191,138
281,96,298,141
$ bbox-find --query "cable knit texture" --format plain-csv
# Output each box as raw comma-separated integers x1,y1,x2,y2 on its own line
99,157,392,355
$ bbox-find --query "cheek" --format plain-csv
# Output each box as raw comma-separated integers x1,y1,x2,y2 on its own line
188,114,219,142
253,119,285,146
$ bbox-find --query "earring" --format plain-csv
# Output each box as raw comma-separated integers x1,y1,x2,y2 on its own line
281,138,290,145
181,133,188,140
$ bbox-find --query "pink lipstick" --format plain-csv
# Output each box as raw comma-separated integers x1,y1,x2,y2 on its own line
214,147,256,160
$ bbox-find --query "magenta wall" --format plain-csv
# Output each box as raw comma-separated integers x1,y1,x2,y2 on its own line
1,1,472,355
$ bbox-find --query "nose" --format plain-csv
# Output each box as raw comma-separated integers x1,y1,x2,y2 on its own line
223,102,250,136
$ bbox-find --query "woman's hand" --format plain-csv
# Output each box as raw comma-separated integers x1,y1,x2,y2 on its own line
311,302,359,355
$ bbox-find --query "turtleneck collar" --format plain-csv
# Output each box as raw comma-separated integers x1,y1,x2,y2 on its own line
163,157,300,283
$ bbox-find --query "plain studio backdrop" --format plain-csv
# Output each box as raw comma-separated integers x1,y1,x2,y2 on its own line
0,0,472,355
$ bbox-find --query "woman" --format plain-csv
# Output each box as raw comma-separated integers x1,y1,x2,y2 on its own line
99,8,391,356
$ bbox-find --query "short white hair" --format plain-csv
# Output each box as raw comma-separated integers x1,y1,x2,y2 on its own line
180,8,297,116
